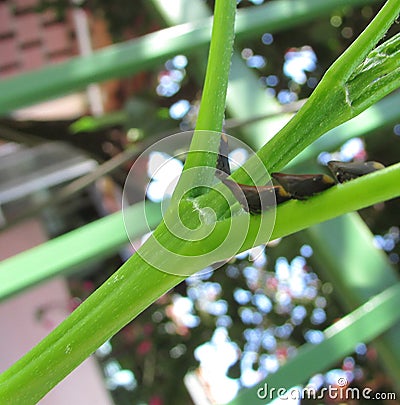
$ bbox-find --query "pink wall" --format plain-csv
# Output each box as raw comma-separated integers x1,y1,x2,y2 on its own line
0,219,113,404
0,3,111,401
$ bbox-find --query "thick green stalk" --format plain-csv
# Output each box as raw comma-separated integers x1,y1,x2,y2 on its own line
346,32,400,112
0,1,237,402
193,3,235,134
287,90,400,169
4,0,397,308
191,0,400,213
181,0,236,188
223,163,400,250
240,0,400,180
0,164,399,403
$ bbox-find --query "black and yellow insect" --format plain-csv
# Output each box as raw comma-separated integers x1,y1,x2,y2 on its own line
219,178,291,214
216,136,384,214
271,173,335,200
327,160,385,183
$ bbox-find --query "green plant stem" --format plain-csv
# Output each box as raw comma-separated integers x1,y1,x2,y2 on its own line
0,1,237,402
328,0,399,82
182,0,236,179
2,88,399,303
194,3,235,133
193,0,400,214
347,32,400,112
237,0,400,181
1,163,399,403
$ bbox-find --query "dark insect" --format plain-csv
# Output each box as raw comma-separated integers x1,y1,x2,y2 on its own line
215,136,385,214
271,173,335,200
215,135,290,213
216,133,231,177
328,160,385,183
220,178,290,214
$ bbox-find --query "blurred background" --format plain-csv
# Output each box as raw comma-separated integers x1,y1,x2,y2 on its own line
0,0,399,404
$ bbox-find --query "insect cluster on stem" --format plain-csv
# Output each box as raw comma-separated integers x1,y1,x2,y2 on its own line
216,135,385,214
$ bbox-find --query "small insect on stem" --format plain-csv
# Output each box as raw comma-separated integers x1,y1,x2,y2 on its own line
220,178,290,214
215,135,290,214
327,160,385,183
216,133,231,178
215,135,385,214
271,173,335,200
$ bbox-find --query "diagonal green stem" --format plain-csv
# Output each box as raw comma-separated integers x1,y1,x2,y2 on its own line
0,163,399,402
347,32,400,112
193,0,400,216
236,0,400,181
